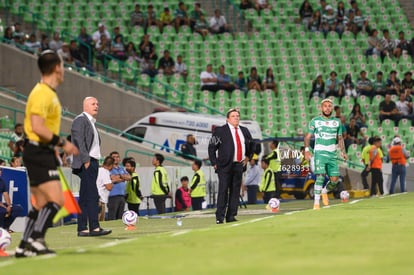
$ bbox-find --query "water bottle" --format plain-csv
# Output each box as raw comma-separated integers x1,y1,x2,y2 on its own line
176,217,182,227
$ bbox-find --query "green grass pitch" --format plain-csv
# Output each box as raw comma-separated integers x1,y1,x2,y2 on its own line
1,193,414,274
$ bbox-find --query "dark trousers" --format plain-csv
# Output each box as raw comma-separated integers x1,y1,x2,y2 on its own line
191,197,204,210
360,165,370,189
107,195,126,220
246,185,258,204
263,191,276,204
76,158,100,231
216,163,243,222
152,195,168,214
370,168,384,196
274,171,282,199
128,203,140,216
0,203,23,230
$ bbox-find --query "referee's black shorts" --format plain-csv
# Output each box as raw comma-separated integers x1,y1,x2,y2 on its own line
23,142,60,187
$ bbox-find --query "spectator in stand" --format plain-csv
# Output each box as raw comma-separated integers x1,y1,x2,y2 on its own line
190,2,205,30
12,22,25,44
200,64,219,92
318,0,328,15
396,31,410,59
194,14,210,39
262,67,277,96
209,9,230,34
110,35,127,61
217,65,235,92
234,71,248,94
125,42,140,62
174,55,188,78
112,26,124,42
175,2,190,33
175,177,191,211
158,50,175,75
349,103,367,128
344,118,367,152
240,0,253,10
95,35,111,69
145,4,160,31
386,70,401,96
299,0,313,27
24,33,41,54
255,0,272,14
247,67,262,92
92,23,111,45
402,71,414,98
321,5,338,37
344,10,358,35
379,93,401,126
372,71,387,96
309,73,325,102
325,71,341,99
339,73,357,99
160,7,174,32
348,0,359,15
396,93,414,125
356,70,373,99
130,4,145,27
57,42,73,64
139,34,157,63
334,105,347,130
70,40,94,72
3,27,14,43
48,32,63,52
308,10,322,32
366,29,385,62
8,123,24,157
353,8,369,34
336,1,346,33
140,57,158,78
380,29,400,59
77,27,94,66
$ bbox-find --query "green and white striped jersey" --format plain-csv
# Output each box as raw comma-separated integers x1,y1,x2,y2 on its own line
308,116,342,157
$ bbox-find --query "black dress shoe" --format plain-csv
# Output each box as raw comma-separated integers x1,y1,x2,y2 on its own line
226,218,238,223
77,231,90,237
216,220,224,224
89,228,112,236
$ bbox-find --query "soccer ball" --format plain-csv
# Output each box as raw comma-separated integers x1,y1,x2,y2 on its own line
0,228,11,250
268,198,280,212
340,190,350,202
122,210,138,226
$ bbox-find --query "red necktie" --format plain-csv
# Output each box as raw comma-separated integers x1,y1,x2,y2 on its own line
235,127,242,162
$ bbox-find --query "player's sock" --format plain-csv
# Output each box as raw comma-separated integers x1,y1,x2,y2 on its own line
18,209,39,248
314,175,325,206
31,202,60,240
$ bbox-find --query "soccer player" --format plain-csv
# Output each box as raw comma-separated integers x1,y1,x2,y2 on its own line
16,50,79,257
304,98,347,210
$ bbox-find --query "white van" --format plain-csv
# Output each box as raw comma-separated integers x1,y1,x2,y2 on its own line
121,112,263,160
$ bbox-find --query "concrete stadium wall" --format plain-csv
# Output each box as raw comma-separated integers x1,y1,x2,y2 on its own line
0,43,165,130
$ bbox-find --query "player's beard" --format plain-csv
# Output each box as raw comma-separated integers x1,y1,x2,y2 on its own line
323,110,332,117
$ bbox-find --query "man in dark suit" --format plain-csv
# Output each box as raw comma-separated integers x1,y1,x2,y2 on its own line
208,108,253,224
71,97,111,237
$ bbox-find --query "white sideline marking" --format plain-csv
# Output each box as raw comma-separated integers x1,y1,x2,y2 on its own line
171,230,192,237
0,260,14,267
98,238,137,248
350,199,361,204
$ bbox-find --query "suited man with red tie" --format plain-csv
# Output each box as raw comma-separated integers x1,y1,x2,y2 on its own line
208,108,253,224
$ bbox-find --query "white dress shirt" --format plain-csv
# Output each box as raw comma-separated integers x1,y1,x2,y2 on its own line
83,112,101,159
228,123,245,162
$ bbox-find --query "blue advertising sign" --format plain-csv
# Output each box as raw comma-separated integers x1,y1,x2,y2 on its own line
1,167,30,216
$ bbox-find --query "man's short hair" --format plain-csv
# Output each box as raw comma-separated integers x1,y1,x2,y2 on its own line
125,159,136,168
226,108,240,118
180,176,189,182
194,159,202,168
103,156,115,166
38,50,61,75
261,158,270,165
154,153,164,164
14,123,23,129
109,151,120,157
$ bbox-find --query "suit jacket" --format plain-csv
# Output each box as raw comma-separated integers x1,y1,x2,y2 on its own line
208,124,254,173
71,113,100,169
